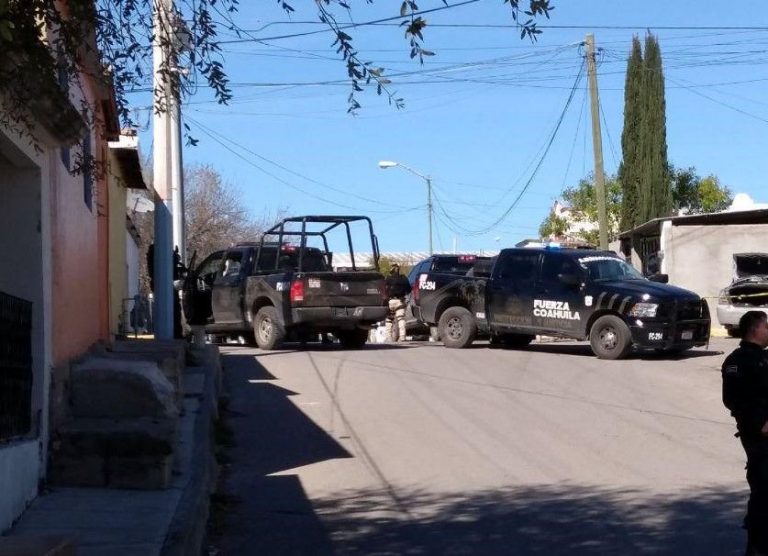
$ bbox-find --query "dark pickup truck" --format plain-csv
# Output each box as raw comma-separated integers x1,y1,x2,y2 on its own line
412,246,711,359
182,216,388,349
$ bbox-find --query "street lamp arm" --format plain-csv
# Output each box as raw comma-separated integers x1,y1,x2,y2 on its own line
377,159,430,181
396,163,430,181
377,159,433,254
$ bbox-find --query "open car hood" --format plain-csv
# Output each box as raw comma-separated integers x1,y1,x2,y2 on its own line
733,253,768,280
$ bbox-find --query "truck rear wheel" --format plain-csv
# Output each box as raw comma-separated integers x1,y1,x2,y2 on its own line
438,307,476,349
589,315,632,360
338,329,369,349
254,306,285,350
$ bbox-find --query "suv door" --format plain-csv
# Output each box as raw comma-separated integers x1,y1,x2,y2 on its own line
536,253,587,335
183,251,224,326
212,248,250,324
487,250,541,331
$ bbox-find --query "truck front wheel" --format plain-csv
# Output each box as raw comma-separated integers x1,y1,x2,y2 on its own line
589,315,632,360
438,307,477,349
254,306,285,350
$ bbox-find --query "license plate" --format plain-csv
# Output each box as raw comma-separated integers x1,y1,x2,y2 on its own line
681,330,693,341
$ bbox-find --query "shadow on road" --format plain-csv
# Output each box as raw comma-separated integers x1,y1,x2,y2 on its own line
223,343,414,358
212,353,349,555
492,342,724,360
312,484,747,555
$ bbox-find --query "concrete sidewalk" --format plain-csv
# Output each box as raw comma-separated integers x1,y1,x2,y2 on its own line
2,346,220,556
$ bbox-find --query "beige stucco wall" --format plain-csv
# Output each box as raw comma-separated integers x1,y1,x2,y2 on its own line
663,223,768,325
108,154,129,337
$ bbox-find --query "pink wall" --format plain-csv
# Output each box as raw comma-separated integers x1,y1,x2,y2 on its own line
50,104,111,366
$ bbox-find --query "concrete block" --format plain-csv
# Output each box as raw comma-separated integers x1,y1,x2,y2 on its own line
0,537,77,556
49,454,106,488
107,454,174,490
70,357,177,420
56,418,177,457
110,339,185,370
48,363,72,438
49,419,177,489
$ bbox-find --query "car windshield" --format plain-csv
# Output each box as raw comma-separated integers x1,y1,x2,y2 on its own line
578,256,645,281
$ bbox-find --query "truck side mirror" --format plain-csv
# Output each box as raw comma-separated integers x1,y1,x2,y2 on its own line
558,273,581,287
648,273,669,284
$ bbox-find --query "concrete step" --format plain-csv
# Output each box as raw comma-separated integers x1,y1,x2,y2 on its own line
0,536,76,555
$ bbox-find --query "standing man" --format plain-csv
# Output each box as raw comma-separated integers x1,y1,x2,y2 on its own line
722,310,768,555
385,263,410,342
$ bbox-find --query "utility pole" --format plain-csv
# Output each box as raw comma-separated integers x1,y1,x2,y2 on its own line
169,11,188,265
585,34,609,251
426,176,433,255
152,0,175,339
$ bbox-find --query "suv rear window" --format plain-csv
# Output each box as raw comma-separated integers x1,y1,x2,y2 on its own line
433,256,478,274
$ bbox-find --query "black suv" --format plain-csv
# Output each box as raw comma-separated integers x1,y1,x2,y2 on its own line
404,254,489,338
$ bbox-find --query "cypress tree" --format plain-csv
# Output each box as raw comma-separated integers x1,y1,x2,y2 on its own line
639,32,671,222
618,36,643,231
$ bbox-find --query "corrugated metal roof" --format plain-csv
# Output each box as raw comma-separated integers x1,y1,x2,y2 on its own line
331,251,500,269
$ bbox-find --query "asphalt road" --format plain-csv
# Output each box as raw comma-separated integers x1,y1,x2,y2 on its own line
212,337,750,555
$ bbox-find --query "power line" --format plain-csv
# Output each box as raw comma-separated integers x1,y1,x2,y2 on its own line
599,97,619,168
562,84,588,189
218,0,482,44
667,76,768,124
472,61,586,235
185,117,416,213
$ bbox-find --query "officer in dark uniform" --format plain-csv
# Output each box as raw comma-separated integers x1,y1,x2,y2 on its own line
384,262,411,342
722,310,768,555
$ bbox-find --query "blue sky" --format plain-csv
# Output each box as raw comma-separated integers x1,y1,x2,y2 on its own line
132,1,768,254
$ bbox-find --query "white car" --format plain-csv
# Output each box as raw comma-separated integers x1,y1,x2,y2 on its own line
716,253,768,336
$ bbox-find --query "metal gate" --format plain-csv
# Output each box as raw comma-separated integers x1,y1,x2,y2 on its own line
0,291,33,441
638,235,661,275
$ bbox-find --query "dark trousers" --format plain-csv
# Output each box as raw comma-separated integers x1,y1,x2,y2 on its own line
745,450,768,553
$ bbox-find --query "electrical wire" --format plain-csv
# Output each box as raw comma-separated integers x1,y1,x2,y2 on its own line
185,117,418,213
599,96,619,169
185,115,412,210
465,60,587,235
562,84,588,190
667,76,768,124
218,1,482,44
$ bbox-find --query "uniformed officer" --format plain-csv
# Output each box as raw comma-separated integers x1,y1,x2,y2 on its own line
722,310,768,555
384,262,410,342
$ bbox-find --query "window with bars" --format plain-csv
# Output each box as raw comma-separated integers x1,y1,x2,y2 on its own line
0,291,33,442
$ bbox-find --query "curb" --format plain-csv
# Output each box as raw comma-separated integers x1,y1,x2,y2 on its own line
161,346,221,556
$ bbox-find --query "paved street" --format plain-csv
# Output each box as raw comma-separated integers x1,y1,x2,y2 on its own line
212,337,750,555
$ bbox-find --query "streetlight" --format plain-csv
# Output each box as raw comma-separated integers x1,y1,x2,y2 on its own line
378,160,433,255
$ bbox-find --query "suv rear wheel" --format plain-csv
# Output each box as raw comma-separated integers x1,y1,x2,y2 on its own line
589,315,632,360
438,307,477,349
254,306,285,350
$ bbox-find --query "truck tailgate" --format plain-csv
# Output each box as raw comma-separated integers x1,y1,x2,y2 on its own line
297,271,386,307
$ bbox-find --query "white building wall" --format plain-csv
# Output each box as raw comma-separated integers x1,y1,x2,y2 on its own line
127,232,140,301
0,441,40,531
0,131,51,532
664,223,768,325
